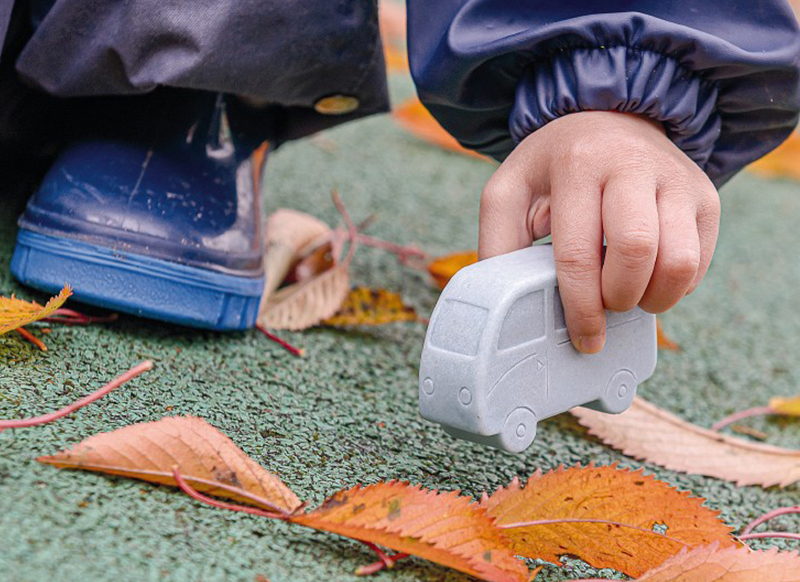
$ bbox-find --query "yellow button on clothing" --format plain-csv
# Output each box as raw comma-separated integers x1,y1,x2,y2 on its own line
314,95,360,115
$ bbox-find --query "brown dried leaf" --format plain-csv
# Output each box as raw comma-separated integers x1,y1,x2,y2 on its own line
0,285,72,334
573,397,800,487
38,416,302,513
634,544,800,582
393,99,491,161
259,264,350,330
263,209,332,301
323,287,417,326
482,464,735,577
291,481,529,582
427,251,479,289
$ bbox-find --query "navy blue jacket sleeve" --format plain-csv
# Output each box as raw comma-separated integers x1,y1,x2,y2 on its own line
407,0,800,185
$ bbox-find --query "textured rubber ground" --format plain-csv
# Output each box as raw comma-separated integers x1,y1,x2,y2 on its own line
11,229,263,331
0,74,799,582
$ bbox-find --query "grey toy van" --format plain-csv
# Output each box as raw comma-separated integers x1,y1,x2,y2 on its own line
419,244,657,453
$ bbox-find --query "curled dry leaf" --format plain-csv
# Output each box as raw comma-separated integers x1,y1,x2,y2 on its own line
0,285,72,334
259,193,357,330
263,209,332,301
259,263,350,330
323,287,417,326
427,251,479,290
632,544,800,582
481,464,735,578
393,99,490,161
291,481,529,582
38,416,302,514
573,397,800,488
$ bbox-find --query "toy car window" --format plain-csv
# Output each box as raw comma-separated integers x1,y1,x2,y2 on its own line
553,287,567,331
429,300,489,356
498,290,545,350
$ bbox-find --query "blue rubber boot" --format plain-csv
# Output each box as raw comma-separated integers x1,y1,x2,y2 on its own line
11,94,265,330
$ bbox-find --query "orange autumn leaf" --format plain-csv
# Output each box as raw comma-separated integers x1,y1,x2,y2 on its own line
291,481,529,582
656,319,680,351
481,465,736,578
573,397,800,488
38,416,302,514
427,250,479,289
749,131,800,182
0,285,72,334
629,544,800,582
379,1,409,72
393,99,490,161
323,286,417,326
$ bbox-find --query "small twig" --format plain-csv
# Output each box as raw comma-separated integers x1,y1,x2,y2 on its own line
355,548,411,576
742,505,800,535
0,361,152,430
355,234,429,264
256,324,305,357
41,308,118,326
712,406,774,431
739,532,800,541
172,467,290,519
331,189,358,265
16,327,47,351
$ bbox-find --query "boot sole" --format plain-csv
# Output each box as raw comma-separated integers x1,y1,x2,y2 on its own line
11,229,264,331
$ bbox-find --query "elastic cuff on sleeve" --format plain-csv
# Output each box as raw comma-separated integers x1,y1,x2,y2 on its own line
509,46,722,172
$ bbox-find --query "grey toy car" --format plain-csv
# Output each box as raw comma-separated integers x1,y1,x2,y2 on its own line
419,244,657,453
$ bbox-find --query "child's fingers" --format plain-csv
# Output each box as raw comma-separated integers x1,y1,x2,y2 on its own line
600,174,659,312
638,195,700,313
478,169,535,260
689,188,721,294
550,175,606,354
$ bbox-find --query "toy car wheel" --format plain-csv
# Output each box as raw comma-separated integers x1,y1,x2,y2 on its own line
499,407,537,453
595,369,637,414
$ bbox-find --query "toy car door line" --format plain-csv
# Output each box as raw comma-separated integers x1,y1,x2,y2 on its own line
419,244,657,454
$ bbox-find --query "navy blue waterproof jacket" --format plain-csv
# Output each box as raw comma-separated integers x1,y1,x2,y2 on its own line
0,0,798,186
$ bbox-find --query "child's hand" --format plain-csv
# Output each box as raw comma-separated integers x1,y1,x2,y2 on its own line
479,111,720,354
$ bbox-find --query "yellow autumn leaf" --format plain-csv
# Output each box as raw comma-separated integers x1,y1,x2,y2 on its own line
0,285,72,334
770,396,800,416
323,286,417,326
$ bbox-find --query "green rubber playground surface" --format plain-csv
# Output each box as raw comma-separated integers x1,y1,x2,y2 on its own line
1,73,800,582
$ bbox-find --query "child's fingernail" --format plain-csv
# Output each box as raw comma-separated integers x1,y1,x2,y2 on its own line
578,334,605,354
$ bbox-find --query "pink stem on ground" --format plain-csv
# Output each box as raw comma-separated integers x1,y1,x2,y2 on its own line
41,308,118,326
712,406,775,431
16,327,47,351
354,234,428,263
255,325,305,357
739,532,800,541
355,548,411,576
172,467,290,519
742,505,800,535
331,189,358,265
0,360,152,429
173,466,410,575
